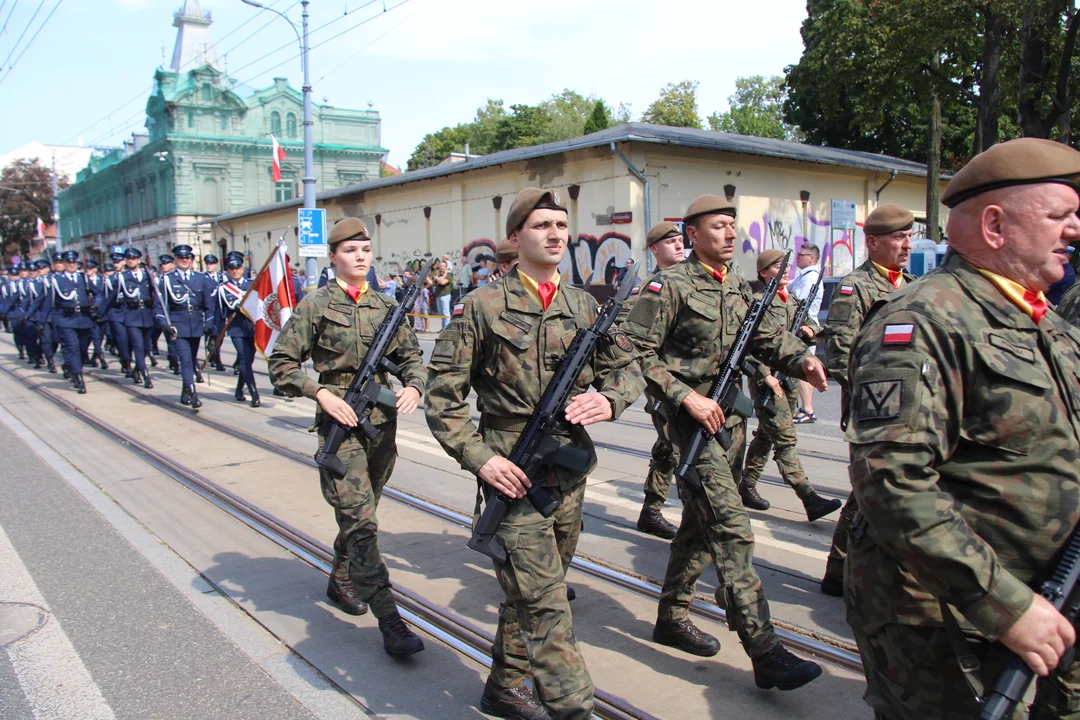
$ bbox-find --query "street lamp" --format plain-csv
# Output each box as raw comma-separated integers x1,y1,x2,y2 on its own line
240,0,317,291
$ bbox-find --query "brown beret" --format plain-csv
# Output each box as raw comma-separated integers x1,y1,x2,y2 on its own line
646,221,683,247
683,194,737,224
863,204,914,236
495,239,518,264
505,187,567,237
756,248,784,274
941,137,1080,208
328,217,369,247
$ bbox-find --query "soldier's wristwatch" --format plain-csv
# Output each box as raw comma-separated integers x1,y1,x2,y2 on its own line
605,394,617,420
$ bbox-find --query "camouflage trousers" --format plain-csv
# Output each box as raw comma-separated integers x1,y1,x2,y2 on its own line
743,382,813,498
824,457,858,585
317,417,398,619
490,480,593,720
643,403,676,512
656,414,777,659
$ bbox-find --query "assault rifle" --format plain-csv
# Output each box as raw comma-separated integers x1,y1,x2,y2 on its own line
760,267,824,418
675,251,791,489
979,523,1080,720
315,256,436,477
468,262,640,563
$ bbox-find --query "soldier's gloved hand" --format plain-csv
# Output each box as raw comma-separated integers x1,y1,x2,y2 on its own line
682,391,725,435
164,326,178,341
764,375,784,398
801,356,829,391
395,386,421,414
478,456,531,499
1001,594,1076,677
565,392,613,426
316,388,358,427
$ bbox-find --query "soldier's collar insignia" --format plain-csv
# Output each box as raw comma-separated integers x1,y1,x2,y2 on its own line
838,285,854,296
882,323,914,344
647,280,663,294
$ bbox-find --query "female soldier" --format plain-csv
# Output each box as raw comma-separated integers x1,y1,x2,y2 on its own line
268,218,427,659
215,252,260,407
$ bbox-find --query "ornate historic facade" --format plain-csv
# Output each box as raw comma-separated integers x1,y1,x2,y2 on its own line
58,0,385,263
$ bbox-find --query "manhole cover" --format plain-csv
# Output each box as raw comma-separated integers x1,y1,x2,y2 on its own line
0,602,47,648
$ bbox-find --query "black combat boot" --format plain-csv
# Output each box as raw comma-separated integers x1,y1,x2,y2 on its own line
273,387,287,397
636,506,678,539
653,618,721,657
378,612,424,658
122,362,132,378
74,374,86,395
62,363,71,380
169,356,178,374
234,377,246,402
180,385,192,406
143,374,153,389
326,557,367,615
148,354,158,367
98,356,108,370
232,360,239,376
752,644,823,691
819,574,843,597
17,348,24,359
802,491,842,522
194,368,204,384
33,356,43,369
132,369,142,384
249,385,261,408
190,388,202,409
739,482,771,511
480,677,547,720
213,361,226,372
566,585,576,602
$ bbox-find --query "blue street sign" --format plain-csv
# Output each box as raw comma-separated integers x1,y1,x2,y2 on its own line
298,208,328,258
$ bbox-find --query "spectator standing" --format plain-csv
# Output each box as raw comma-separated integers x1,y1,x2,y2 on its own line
787,243,823,423
432,259,452,329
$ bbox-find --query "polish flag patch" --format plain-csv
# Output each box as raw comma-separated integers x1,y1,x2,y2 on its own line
883,323,914,344
647,280,663,294
452,303,465,317
838,285,854,296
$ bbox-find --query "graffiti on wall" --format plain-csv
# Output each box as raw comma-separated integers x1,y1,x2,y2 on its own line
559,232,632,285
739,206,865,278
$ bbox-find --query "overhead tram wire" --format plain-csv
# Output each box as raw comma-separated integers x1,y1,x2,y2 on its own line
0,0,62,87
315,0,428,84
0,1,11,34
0,0,43,72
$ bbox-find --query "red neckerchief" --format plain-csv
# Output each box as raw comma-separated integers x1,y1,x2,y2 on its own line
778,288,789,303
1024,288,1049,324
343,284,363,303
537,282,557,311
712,266,726,284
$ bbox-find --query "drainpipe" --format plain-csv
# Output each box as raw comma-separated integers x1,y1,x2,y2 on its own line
214,220,234,253
875,170,898,201
610,141,651,251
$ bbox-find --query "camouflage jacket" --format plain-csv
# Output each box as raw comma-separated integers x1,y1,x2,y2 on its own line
749,280,821,378
268,281,426,428
620,251,814,419
1055,279,1080,327
424,267,645,487
845,250,1080,641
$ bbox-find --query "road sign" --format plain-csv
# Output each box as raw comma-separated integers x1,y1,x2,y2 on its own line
831,200,857,230
298,208,327,258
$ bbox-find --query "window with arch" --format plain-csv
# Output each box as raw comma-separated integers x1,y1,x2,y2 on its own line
220,113,228,131
201,83,211,102
270,111,281,136
187,111,194,128
286,113,297,138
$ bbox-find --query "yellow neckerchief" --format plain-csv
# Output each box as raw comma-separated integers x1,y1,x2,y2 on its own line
872,261,904,288
976,268,1048,323
518,267,561,308
336,277,369,304
698,260,727,284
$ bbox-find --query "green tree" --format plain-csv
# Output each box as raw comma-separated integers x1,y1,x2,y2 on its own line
0,159,66,260
583,99,611,135
540,89,596,142
615,102,633,123
641,80,702,129
406,125,471,171
707,75,801,141
490,104,554,152
466,98,507,155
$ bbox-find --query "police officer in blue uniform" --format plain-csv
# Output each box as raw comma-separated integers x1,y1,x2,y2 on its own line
215,251,260,407
203,254,224,285
27,260,58,373
156,254,181,375
103,253,134,376
50,250,95,394
157,244,217,408
202,253,227,372
85,260,109,369
116,248,155,388
9,264,32,361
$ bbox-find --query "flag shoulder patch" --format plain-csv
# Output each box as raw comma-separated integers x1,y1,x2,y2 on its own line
646,280,663,294
882,323,914,345
838,285,855,296
452,303,465,317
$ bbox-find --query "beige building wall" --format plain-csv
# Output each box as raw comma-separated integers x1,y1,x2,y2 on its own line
213,141,948,283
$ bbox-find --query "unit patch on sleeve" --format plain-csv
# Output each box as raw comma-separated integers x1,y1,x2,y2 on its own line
613,331,634,353
452,303,465,317
838,285,854,296
647,280,663,294
882,323,914,345
853,378,904,422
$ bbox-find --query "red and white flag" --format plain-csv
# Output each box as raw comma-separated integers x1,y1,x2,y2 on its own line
271,135,286,182
241,243,296,358
35,217,45,240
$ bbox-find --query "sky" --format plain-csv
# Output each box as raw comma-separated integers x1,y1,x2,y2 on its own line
0,0,809,170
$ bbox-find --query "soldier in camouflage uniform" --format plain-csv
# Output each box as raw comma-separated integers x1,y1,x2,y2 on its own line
740,249,841,521
268,217,427,659
819,203,915,597
844,137,1080,719
1056,276,1080,325
425,187,644,720
622,194,829,690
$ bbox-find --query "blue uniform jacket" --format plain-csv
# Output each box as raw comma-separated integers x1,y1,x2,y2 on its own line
216,278,255,338
156,270,217,338
29,277,53,324
50,272,95,330
116,269,156,328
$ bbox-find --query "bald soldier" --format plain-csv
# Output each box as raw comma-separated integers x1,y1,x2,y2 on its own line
818,203,915,597
843,138,1080,719
622,194,829,690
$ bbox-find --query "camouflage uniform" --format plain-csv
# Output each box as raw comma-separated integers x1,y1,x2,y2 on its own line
1056,279,1080,326
621,252,813,658
844,250,1080,719
425,267,644,720
268,281,426,619
822,258,914,586
743,285,820,498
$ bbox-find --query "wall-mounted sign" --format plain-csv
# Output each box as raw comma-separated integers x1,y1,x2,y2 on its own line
611,211,633,224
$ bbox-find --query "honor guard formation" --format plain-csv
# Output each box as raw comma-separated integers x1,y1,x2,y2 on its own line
5,136,1080,720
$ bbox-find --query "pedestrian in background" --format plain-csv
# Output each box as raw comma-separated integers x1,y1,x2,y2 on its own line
432,258,452,329
788,243,823,424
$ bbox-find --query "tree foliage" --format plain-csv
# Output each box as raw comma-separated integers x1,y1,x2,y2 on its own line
0,159,67,260
641,80,703,129
583,99,612,135
707,75,801,141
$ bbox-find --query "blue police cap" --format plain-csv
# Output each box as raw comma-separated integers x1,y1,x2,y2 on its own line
34,260,49,270
124,248,142,259
76,261,85,270
110,251,125,261
172,245,194,258
204,254,219,264
60,250,78,262
158,254,174,265
103,263,114,272
86,260,98,269
224,254,244,269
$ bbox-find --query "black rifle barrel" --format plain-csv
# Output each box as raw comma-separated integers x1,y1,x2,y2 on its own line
760,265,824,418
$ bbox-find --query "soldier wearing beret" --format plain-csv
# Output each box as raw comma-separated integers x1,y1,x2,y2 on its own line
425,187,645,720
269,216,427,659
621,194,828,690
739,249,840,521
843,137,1080,719
819,203,916,596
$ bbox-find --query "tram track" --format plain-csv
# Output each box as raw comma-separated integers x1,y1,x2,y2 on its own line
73,363,862,672
0,360,656,720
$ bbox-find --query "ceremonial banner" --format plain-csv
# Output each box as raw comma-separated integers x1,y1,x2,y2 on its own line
241,242,295,358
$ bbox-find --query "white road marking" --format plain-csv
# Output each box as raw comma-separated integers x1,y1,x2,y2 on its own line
0,521,117,720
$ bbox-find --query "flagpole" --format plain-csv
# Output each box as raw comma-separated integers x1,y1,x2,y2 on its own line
199,243,280,373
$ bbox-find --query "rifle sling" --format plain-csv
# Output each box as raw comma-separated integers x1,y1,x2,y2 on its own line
939,599,986,703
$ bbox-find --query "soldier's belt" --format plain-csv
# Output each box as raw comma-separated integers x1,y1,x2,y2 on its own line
319,371,357,387
480,414,530,433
